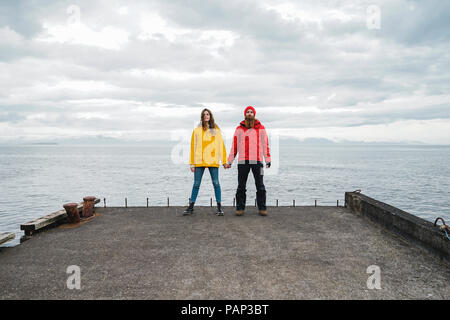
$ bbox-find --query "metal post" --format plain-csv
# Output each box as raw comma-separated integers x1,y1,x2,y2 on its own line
293,200,295,207
276,199,278,207
337,200,339,207
125,198,127,208
63,203,80,224
315,199,317,207
103,198,106,208
189,198,191,205
233,197,235,207
210,198,212,207
82,196,96,218
167,197,169,207
255,199,257,207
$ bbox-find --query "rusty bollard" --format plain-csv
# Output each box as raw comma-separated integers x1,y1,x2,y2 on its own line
82,196,96,218
63,203,80,224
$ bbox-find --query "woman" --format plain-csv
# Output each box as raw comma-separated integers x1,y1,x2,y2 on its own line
184,108,228,216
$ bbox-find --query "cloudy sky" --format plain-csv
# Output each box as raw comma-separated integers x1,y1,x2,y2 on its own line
0,0,449,144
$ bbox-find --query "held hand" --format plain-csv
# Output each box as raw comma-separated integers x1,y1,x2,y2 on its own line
266,162,271,169
190,166,195,172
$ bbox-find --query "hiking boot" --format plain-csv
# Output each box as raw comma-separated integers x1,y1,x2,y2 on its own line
235,209,244,216
183,202,195,215
216,202,224,216
258,210,267,216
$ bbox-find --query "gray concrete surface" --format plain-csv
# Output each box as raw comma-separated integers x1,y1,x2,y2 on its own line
345,192,450,261
0,206,449,299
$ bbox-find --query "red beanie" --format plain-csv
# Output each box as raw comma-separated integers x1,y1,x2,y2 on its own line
244,106,256,116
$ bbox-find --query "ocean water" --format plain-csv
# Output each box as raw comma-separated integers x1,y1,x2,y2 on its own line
0,144,449,247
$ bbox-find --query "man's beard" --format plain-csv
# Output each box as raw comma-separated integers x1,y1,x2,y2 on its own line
244,115,255,128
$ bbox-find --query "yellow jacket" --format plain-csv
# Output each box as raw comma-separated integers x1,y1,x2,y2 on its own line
190,125,227,167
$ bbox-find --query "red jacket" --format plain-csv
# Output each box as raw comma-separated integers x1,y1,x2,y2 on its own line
227,119,271,164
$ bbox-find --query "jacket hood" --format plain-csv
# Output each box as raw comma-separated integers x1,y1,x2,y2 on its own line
240,119,262,129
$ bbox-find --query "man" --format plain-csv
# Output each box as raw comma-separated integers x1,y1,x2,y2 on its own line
225,106,271,216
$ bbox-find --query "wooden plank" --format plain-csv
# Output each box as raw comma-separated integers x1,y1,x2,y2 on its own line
20,198,101,232
0,232,15,245
20,209,67,232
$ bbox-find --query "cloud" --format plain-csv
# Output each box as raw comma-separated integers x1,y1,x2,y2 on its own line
0,0,449,144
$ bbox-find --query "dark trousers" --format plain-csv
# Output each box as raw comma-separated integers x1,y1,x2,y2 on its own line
236,162,266,210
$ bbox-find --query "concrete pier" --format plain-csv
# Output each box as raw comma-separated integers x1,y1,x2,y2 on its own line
0,204,449,299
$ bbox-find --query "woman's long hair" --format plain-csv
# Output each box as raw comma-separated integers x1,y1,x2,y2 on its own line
200,108,218,133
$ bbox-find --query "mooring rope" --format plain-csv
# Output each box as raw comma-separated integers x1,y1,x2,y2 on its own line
444,229,450,241
434,217,450,240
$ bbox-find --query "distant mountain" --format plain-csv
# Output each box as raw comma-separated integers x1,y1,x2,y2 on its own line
0,135,172,146
280,137,337,145
28,142,59,145
279,137,429,146
54,136,129,145
336,139,428,145
0,135,436,146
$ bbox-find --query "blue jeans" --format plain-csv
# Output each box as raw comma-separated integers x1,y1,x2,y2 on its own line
190,167,221,203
